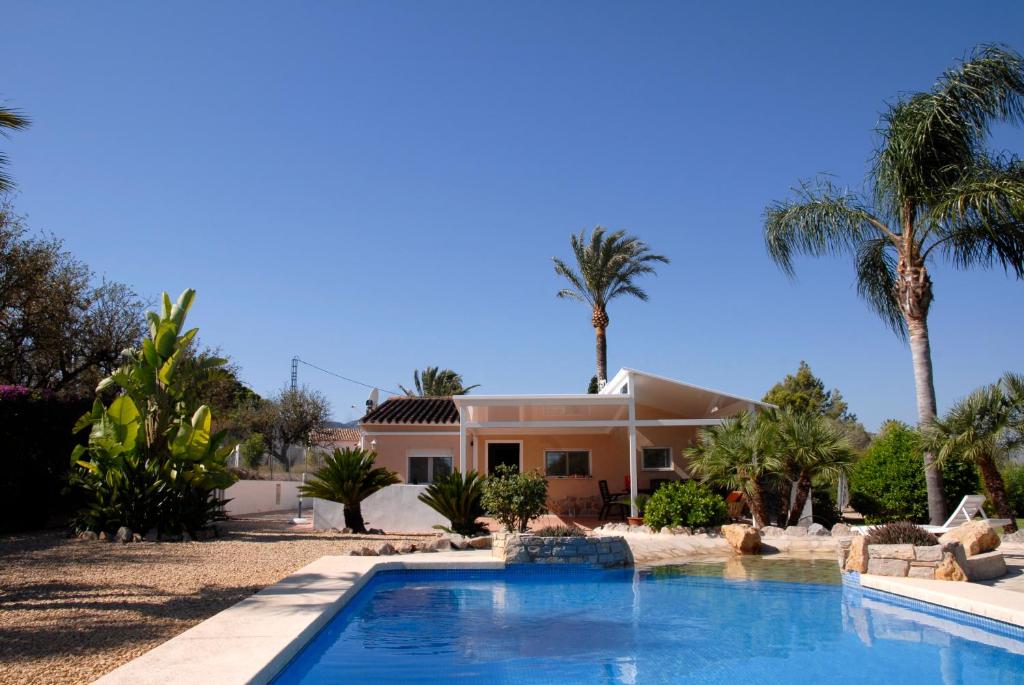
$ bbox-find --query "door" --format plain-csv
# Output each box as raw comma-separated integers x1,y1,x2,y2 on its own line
487,442,521,475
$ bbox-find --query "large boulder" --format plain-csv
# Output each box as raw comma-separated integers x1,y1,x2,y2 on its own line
722,524,761,554
938,521,1000,557
965,551,1007,581
934,550,968,581
831,523,852,537
844,536,868,573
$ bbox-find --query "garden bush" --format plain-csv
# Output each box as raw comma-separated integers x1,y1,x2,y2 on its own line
643,480,728,530
1001,462,1024,519
849,422,979,524
481,464,548,532
865,521,938,546
418,470,487,536
0,386,91,532
532,525,582,537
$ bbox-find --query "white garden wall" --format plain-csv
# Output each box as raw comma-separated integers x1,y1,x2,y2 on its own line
223,480,302,516
312,484,449,533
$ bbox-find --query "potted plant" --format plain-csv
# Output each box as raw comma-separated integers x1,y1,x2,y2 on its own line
623,493,650,526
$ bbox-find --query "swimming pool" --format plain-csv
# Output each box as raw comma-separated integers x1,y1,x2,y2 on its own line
271,559,1024,684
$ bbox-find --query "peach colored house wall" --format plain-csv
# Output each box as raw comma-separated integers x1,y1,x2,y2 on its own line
365,425,698,516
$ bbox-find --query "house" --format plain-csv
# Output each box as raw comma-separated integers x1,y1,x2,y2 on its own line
359,368,771,518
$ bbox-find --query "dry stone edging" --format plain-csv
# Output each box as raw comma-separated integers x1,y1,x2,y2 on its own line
492,532,631,567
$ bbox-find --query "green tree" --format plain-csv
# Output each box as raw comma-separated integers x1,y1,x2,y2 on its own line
686,413,772,527
553,227,669,386
0,203,146,393
70,289,237,535
242,386,330,472
923,374,1022,532
480,464,548,533
400,366,480,396
299,447,400,533
764,410,855,526
0,102,29,193
849,421,979,524
240,432,266,470
763,45,1024,525
763,361,854,421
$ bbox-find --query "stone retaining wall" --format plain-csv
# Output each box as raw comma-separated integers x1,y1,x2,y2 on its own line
839,537,973,581
492,532,631,567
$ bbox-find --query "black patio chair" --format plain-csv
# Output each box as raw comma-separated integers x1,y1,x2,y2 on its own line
598,480,629,521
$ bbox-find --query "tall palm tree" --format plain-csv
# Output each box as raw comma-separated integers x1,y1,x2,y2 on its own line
766,410,855,526
687,413,771,527
400,366,480,397
0,103,30,193
763,45,1024,525
553,227,669,387
923,376,1020,532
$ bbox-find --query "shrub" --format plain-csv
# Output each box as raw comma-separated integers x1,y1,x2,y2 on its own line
418,470,487,536
241,433,266,470
481,464,548,533
1000,462,1024,519
865,521,938,546
299,447,400,533
849,422,979,524
643,481,729,530
0,389,91,532
70,290,238,537
533,525,582,537
810,484,843,529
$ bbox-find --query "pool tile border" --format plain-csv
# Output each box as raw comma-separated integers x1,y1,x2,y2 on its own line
92,551,503,685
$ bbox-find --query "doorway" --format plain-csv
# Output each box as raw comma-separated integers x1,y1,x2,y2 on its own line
486,441,522,474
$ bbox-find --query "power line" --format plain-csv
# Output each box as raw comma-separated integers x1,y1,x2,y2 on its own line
292,357,402,396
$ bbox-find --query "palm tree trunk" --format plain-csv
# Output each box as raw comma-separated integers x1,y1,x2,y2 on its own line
907,314,946,525
787,472,813,527
748,479,768,528
594,324,608,386
977,455,1018,533
344,502,367,533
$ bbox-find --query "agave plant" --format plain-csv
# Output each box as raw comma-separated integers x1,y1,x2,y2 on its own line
299,447,399,533
418,470,488,536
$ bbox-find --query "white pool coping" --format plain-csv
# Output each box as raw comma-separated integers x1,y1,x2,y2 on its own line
92,551,502,685
859,574,1024,628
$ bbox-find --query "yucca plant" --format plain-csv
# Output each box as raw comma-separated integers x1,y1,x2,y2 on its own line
418,470,487,536
299,447,399,533
865,521,938,546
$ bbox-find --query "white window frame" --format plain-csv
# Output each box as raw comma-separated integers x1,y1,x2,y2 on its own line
641,446,674,471
543,448,592,478
407,449,454,484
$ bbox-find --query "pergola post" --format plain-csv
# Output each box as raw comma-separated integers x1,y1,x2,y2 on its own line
628,372,639,517
458,420,467,473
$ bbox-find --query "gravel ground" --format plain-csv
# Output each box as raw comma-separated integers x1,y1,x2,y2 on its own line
0,513,433,685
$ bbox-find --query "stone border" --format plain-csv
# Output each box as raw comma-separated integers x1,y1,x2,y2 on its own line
857,573,1024,629
92,551,502,685
492,532,631,566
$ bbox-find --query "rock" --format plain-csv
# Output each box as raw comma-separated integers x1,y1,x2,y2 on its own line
722,524,762,554
348,549,361,556
938,521,1000,557
377,543,396,556
467,535,493,550
672,526,692,536
131,533,143,543
447,534,468,550
784,526,807,537
759,526,786,538
77,531,98,541
807,523,829,536
908,565,936,579
358,546,378,556
867,558,909,576
831,523,852,537
397,543,415,554
366,528,385,536
935,551,969,581
868,544,915,561
965,550,1007,581
844,536,869,573
115,527,133,543
340,527,353,534
433,537,452,551
913,545,943,562
98,531,109,541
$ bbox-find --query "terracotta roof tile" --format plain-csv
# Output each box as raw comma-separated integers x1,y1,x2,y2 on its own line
360,397,459,425
311,427,362,444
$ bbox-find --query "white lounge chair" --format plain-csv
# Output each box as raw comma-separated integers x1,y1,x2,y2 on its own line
852,495,1011,535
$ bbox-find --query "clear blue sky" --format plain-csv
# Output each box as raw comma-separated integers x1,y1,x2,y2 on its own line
3,1,1023,430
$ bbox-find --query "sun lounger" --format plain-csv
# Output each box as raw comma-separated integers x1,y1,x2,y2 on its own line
852,494,1011,535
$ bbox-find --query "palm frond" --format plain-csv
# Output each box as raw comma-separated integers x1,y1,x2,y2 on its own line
763,179,893,277
856,237,906,339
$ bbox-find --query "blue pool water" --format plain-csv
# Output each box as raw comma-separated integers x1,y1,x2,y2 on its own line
272,562,1024,684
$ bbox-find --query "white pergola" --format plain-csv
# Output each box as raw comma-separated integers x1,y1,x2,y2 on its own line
453,368,771,516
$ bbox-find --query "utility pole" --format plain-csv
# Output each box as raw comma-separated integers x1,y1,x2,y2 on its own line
290,356,298,391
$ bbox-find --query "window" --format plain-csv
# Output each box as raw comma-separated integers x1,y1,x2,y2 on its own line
642,447,672,471
544,450,591,477
408,455,453,484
